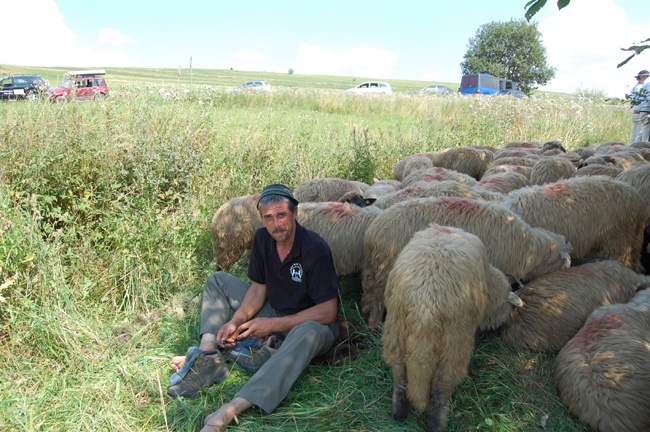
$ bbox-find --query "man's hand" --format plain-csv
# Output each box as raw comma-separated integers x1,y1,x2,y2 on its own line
236,317,274,340
216,321,241,348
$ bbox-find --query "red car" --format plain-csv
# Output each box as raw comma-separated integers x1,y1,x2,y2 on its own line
48,69,110,102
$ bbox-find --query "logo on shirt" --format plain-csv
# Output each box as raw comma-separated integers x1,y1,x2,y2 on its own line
290,263,303,282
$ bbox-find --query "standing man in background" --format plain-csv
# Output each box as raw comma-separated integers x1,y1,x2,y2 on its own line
629,69,650,143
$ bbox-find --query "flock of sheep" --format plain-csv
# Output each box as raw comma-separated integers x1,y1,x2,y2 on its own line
210,140,650,432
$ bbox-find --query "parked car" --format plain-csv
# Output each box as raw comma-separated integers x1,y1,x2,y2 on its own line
418,85,454,95
0,74,49,101
48,70,110,102
344,81,393,95
496,89,526,98
229,81,273,93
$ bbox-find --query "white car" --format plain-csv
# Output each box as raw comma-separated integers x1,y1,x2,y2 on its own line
344,81,392,95
229,81,273,93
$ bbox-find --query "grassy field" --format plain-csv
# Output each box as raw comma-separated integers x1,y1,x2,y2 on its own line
0,66,629,431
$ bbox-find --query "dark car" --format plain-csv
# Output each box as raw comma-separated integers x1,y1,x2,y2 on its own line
418,85,454,95
0,74,49,101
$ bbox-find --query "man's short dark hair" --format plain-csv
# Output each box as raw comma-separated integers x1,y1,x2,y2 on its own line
257,194,298,213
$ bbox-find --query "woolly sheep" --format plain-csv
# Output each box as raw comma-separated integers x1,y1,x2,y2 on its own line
475,171,530,195
501,260,649,352
362,179,403,202
383,225,523,431
572,164,622,178
361,196,572,327
554,285,650,432
480,163,531,180
372,180,486,210
529,156,577,186
503,141,543,149
293,177,369,203
615,163,650,227
490,156,538,168
211,193,262,270
503,176,646,270
401,167,478,188
555,151,585,168
297,201,383,276
493,148,543,160
616,164,650,271
424,146,494,180
393,154,434,182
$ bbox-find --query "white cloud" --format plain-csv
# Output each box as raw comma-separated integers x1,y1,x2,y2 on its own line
98,28,132,44
291,43,398,78
538,0,647,98
0,0,139,67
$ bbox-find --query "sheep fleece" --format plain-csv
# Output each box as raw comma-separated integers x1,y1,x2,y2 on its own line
361,196,571,328
501,260,649,352
382,225,488,430
554,287,650,432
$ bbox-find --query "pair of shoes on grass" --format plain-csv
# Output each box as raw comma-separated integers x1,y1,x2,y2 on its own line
167,337,282,398
167,347,229,398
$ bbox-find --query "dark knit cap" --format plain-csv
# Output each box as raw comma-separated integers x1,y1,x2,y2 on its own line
258,183,299,206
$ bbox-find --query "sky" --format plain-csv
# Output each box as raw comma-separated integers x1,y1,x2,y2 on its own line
1,0,646,98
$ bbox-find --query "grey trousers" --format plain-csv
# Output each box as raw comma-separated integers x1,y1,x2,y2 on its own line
199,271,338,413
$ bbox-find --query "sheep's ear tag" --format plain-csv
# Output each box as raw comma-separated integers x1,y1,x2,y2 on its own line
508,292,524,307
364,198,377,206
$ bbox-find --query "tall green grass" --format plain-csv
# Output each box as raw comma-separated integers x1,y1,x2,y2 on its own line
0,87,625,431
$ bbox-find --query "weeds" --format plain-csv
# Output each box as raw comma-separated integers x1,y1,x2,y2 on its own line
0,88,617,431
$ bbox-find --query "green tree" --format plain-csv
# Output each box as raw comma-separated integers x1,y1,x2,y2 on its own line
461,19,556,95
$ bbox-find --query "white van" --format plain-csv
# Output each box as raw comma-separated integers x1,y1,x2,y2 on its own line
344,81,393,95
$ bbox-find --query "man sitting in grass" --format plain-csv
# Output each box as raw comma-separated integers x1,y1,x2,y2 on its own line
169,183,340,431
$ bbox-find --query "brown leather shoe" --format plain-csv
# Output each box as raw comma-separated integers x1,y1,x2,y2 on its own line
167,352,229,398
235,336,282,373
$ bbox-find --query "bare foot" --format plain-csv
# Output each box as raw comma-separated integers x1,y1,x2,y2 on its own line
171,338,220,371
171,355,186,371
201,397,253,431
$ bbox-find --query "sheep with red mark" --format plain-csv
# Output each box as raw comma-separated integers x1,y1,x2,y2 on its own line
490,156,538,168
383,225,523,431
503,176,646,270
393,154,434,182
501,260,649,352
293,177,369,203
529,156,577,186
424,146,495,180
481,163,532,181
372,180,487,210
553,284,650,432
361,196,572,327
475,171,530,195
401,167,478,188
297,201,383,276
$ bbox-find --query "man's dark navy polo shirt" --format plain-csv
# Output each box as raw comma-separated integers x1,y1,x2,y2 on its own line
248,222,340,315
